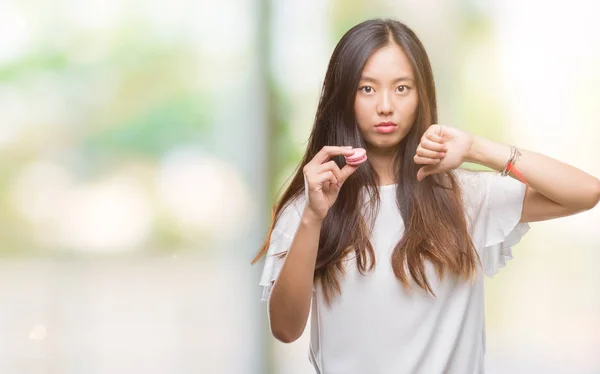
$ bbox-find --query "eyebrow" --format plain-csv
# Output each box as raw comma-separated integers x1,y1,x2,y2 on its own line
359,76,414,84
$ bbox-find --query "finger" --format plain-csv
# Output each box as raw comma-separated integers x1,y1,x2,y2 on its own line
416,146,445,159
305,170,336,190
413,155,442,165
312,170,338,186
425,131,444,144
416,166,429,182
429,124,444,137
417,165,439,181
420,139,447,152
305,161,342,191
312,146,356,165
318,161,343,183
338,163,360,185
324,179,340,191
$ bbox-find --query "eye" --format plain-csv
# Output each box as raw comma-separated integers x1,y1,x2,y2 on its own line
359,86,374,94
396,85,410,93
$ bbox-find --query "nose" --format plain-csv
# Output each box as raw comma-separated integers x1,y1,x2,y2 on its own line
377,90,394,116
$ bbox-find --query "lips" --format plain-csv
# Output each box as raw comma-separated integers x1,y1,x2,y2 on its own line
375,122,397,134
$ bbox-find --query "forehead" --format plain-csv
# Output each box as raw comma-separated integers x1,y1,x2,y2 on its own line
360,43,414,80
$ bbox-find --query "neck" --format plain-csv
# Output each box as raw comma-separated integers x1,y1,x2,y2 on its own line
366,146,398,186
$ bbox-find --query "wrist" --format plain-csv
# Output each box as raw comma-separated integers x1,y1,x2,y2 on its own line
302,207,325,226
464,135,483,164
465,135,510,172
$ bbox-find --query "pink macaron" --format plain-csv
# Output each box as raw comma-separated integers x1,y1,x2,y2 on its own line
345,148,367,166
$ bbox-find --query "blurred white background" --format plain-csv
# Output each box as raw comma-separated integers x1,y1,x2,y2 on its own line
0,0,598,373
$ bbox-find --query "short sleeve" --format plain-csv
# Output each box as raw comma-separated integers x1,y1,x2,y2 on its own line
258,196,305,301
456,169,530,278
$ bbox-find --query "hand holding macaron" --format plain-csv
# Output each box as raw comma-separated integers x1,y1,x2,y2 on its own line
302,146,365,221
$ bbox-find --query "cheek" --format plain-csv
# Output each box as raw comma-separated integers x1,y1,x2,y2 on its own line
395,95,419,121
354,98,373,140
405,94,419,114
353,97,370,125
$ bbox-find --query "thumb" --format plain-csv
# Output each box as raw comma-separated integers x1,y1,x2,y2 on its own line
417,166,435,182
339,164,360,184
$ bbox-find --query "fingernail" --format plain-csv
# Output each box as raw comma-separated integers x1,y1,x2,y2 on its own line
440,152,446,157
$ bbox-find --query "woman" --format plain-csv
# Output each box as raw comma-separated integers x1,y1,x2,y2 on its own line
251,19,600,373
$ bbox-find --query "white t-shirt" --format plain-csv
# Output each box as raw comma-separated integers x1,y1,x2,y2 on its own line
259,168,530,374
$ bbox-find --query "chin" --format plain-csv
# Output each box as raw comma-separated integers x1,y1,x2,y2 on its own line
370,135,404,147
366,140,403,152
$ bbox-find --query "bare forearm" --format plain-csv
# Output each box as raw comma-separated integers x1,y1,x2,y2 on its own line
466,135,600,209
268,208,322,343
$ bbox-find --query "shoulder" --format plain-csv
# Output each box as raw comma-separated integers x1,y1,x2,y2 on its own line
282,192,307,218
272,192,307,235
451,167,497,212
453,167,492,184
452,167,493,194
453,167,524,196
452,167,527,218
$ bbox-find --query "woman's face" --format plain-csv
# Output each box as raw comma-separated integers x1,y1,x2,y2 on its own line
354,43,419,153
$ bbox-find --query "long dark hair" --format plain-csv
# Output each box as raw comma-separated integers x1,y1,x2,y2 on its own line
252,19,479,306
